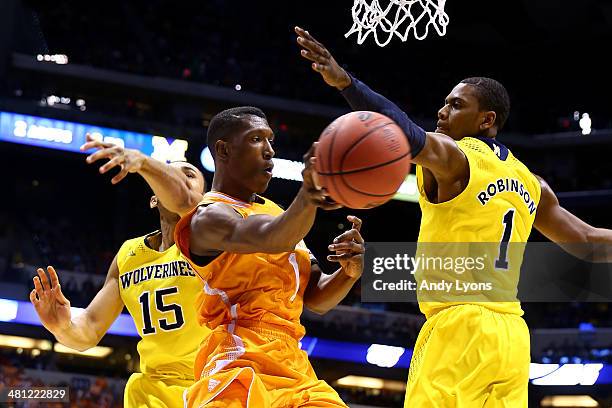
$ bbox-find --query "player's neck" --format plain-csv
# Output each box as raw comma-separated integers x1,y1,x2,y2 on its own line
157,218,177,252
156,208,179,251
211,179,255,203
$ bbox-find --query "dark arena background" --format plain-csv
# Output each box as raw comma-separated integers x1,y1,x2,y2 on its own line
1,0,612,407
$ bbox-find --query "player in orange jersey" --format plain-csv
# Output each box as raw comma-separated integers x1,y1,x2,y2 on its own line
132,106,363,407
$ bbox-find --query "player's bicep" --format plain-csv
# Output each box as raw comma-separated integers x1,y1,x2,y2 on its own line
190,203,275,254
84,254,124,340
190,204,231,254
414,132,469,183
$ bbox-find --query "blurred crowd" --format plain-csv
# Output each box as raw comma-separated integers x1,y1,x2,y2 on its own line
3,214,114,276
0,352,122,408
523,302,612,330
32,2,330,105
0,211,111,308
27,0,612,136
537,341,612,364
2,0,611,195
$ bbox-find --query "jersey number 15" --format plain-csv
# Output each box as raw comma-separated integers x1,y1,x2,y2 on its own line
138,287,185,335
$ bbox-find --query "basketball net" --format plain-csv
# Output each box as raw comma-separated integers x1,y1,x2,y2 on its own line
345,0,449,47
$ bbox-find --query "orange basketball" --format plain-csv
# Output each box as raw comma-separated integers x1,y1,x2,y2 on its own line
315,111,412,209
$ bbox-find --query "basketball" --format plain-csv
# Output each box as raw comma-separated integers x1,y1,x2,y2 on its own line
315,111,412,209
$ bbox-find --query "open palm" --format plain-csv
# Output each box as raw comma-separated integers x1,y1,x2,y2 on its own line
30,266,72,332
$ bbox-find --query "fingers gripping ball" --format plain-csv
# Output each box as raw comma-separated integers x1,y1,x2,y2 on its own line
315,111,412,209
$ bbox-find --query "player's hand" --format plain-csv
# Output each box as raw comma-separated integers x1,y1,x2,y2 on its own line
30,266,72,333
301,143,342,210
80,133,146,184
327,216,364,279
295,26,352,91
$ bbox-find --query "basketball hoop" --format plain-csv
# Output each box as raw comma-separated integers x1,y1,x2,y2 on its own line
345,0,449,47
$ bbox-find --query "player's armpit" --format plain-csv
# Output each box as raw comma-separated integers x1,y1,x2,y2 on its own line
534,175,612,261
303,263,327,315
416,133,469,181
303,263,359,315
413,133,470,202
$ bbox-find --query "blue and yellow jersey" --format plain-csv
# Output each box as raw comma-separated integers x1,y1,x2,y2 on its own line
116,232,209,379
415,137,541,317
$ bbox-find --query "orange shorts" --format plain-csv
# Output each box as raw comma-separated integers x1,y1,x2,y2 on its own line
184,323,348,408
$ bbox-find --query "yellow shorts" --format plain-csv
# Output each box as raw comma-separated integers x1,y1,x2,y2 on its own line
405,304,530,408
185,323,348,408
124,373,193,408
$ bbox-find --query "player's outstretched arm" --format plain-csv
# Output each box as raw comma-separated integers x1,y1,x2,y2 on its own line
303,216,364,314
190,144,341,254
534,176,612,262
296,27,469,189
296,27,425,154
30,258,124,352
80,134,202,216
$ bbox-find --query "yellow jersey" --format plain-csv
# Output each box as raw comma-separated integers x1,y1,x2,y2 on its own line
415,137,541,318
117,232,210,379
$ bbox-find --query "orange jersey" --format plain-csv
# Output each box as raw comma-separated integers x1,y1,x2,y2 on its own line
174,191,313,340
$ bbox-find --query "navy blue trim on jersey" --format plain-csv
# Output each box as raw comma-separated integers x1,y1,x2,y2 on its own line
473,136,509,161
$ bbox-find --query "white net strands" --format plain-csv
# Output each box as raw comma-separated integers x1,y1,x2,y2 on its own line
345,0,449,46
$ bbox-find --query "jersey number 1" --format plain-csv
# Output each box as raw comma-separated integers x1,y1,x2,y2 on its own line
495,209,515,270
139,287,185,335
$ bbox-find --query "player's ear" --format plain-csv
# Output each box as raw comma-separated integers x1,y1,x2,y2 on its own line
150,196,158,209
480,111,497,131
215,139,230,161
